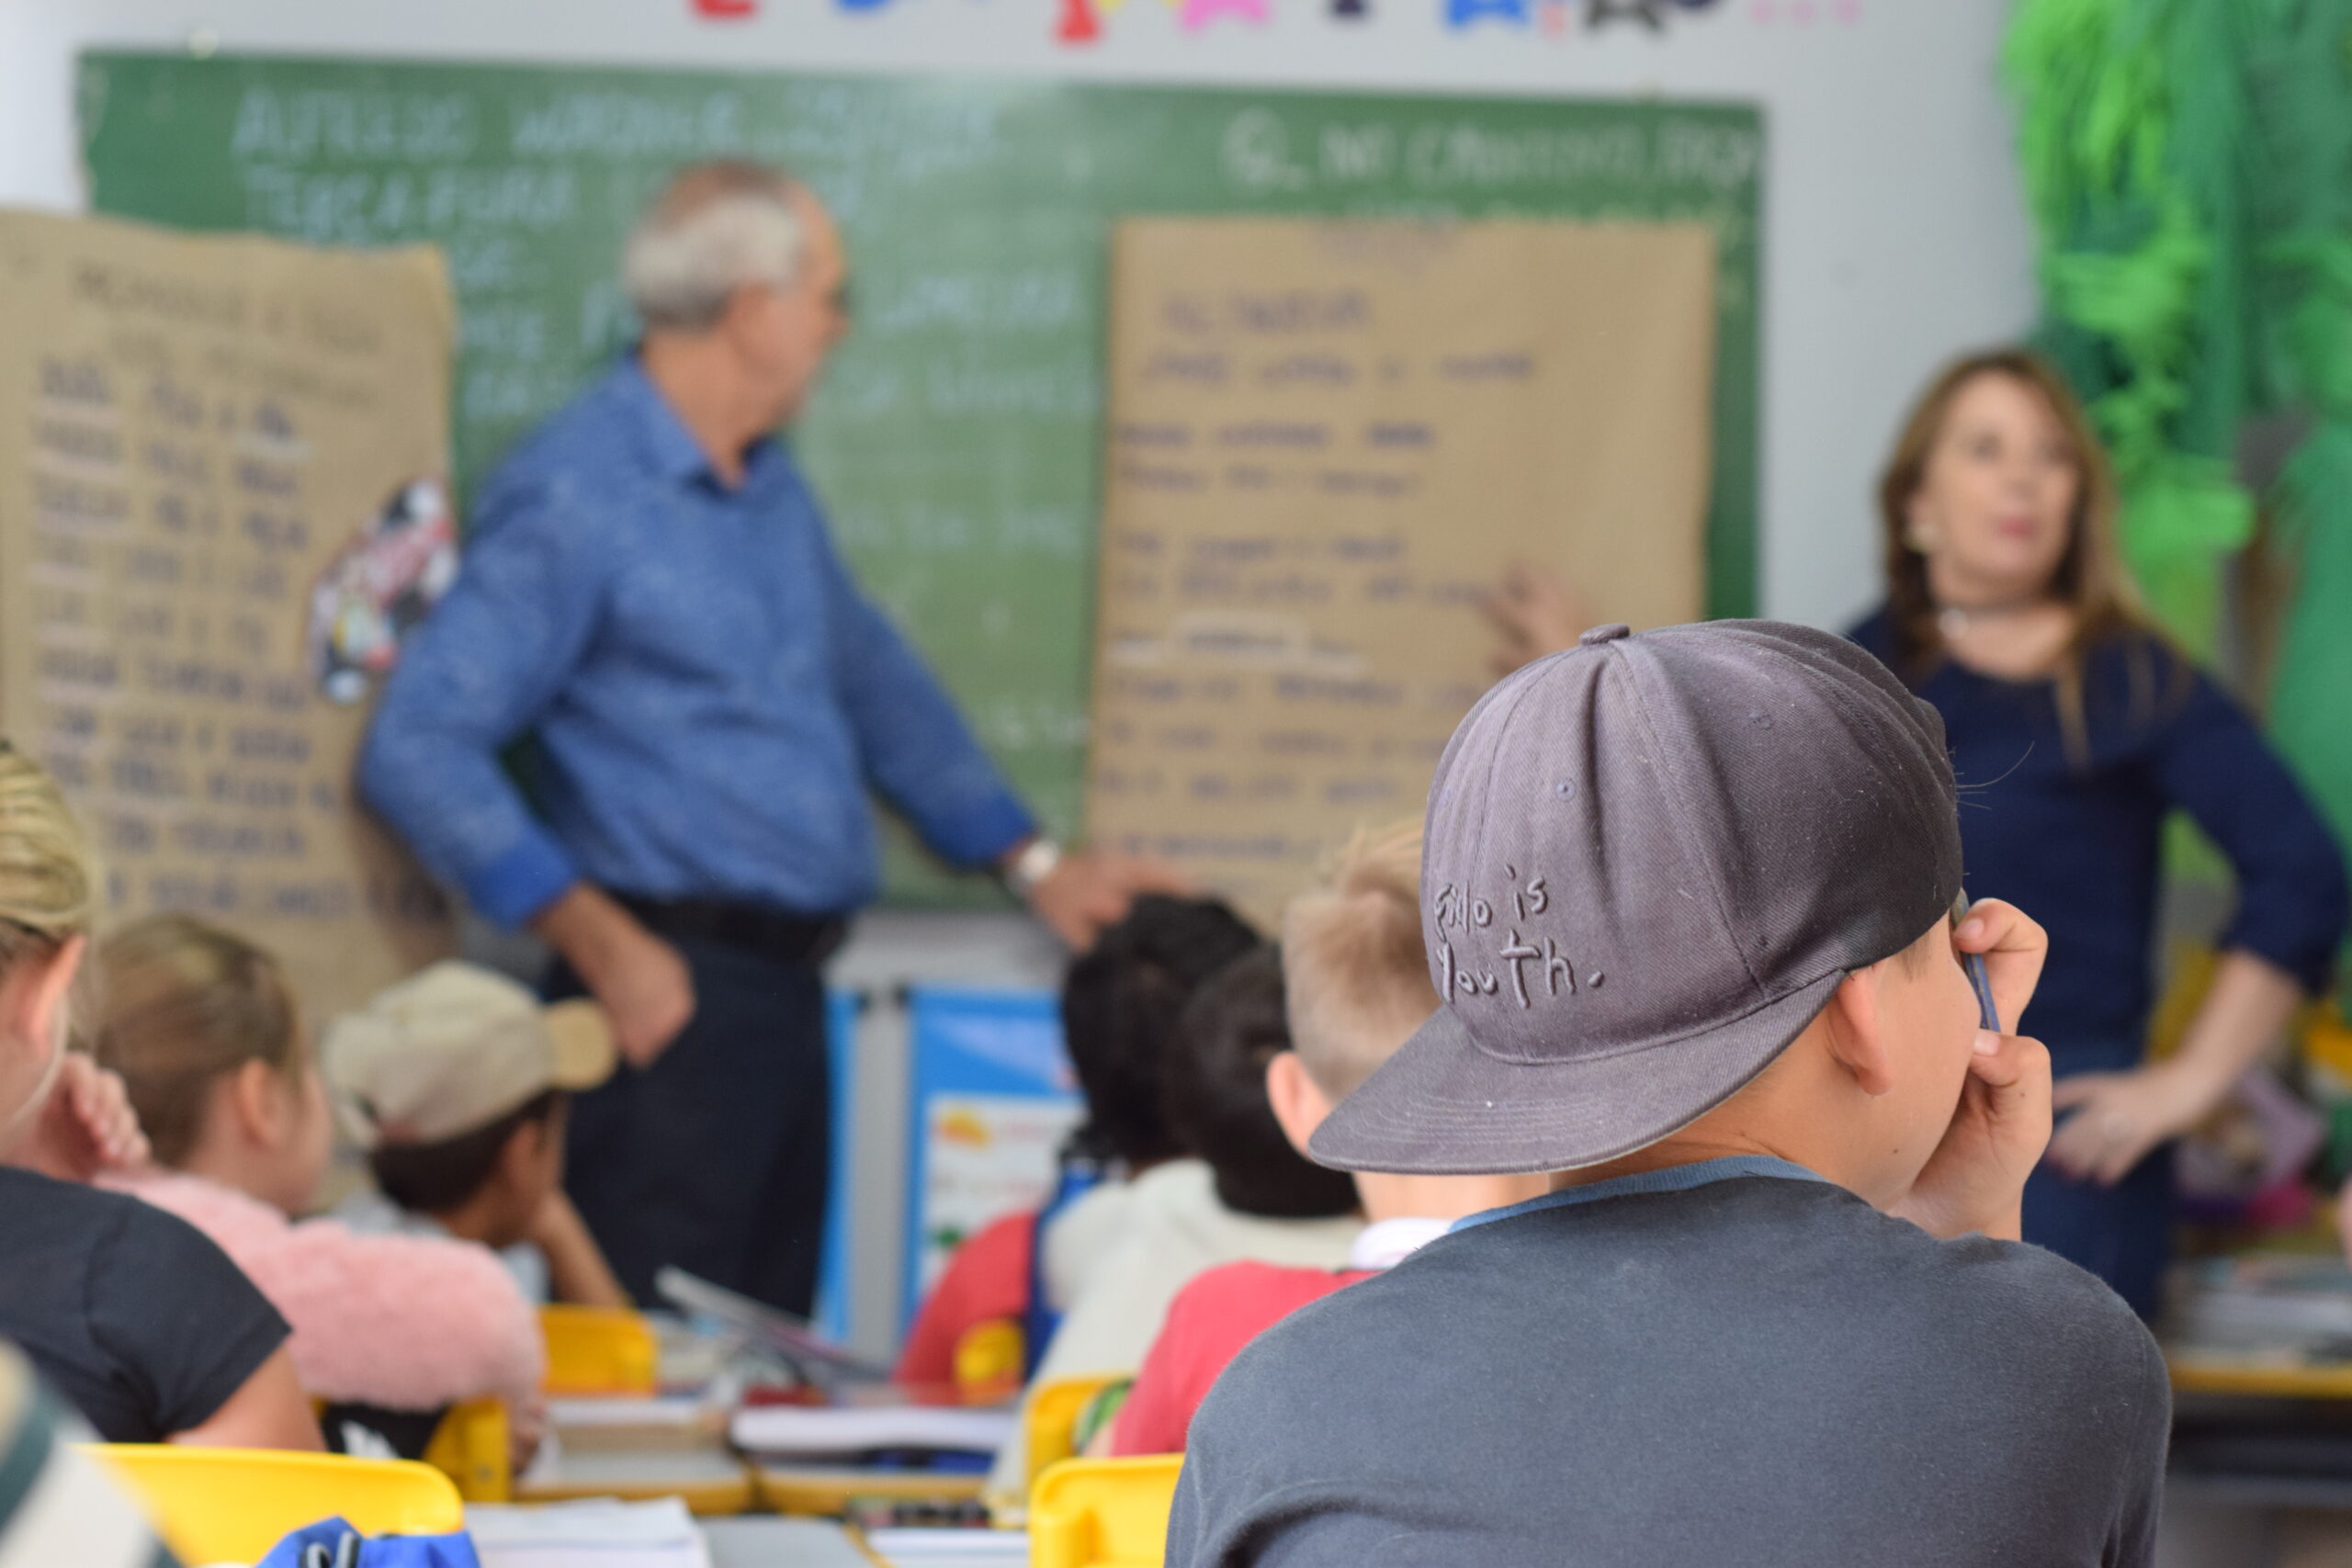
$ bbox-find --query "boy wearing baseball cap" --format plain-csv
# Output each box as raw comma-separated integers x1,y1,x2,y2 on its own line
1168,622,2169,1568
327,962,630,1308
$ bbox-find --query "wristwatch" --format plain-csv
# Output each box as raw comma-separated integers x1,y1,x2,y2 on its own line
1002,836,1065,899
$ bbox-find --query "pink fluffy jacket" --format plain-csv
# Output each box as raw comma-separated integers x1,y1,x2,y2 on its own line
105,1169,545,1412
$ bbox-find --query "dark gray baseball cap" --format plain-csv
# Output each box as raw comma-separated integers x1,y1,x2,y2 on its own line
1309,619,1963,1176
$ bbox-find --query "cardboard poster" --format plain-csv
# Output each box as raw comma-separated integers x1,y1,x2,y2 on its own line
1086,218,1716,926
0,209,457,1022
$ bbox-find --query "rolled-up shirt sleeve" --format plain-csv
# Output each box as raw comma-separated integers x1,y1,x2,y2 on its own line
2154,670,2351,995
810,501,1036,869
357,474,610,929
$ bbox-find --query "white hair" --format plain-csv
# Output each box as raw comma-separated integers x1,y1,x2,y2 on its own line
620,163,808,333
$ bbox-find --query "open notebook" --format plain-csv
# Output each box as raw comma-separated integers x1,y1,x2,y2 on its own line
464,1498,708,1568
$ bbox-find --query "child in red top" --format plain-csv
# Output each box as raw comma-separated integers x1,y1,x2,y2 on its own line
895,897,1261,1389
1107,825,1544,1456
892,1209,1032,1388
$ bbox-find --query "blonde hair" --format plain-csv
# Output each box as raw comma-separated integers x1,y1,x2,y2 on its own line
1877,348,2178,761
90,915,300,1168
0,745,96,970
1281,820,1439,1102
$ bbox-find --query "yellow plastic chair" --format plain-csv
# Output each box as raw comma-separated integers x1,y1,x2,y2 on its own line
86,1444,463,1566
1024,1373,1122,1490
539,1304,660,1395
1029,1454,1184,1568
421,1395,511,1502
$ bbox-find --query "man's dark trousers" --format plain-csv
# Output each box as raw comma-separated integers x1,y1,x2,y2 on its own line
551,930,831,1315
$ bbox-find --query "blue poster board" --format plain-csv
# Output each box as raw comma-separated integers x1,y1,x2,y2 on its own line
811,988,863,1346
899,987,1080,1337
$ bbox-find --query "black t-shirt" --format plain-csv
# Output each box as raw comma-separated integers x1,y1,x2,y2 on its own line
1170,1161,2171,1568
0,1168,288,1442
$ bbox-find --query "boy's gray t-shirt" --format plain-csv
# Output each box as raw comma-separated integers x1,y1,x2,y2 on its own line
1168,1160,2170,1568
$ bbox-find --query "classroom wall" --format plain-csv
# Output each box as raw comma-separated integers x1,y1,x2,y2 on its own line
3,0,2038,630
0,0,2039,1353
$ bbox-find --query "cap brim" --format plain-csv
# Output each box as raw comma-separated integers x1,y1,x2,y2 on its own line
1308,969,1848,1176
327,1085,385,1153
543,999,617,1090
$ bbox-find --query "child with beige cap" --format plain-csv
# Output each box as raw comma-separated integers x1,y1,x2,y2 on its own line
93,918,548,1450
325,961,630,1312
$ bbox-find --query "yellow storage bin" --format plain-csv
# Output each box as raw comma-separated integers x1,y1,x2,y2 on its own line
1029,1454,1184,1568
540,1304,660,1395
421,1394,511,1502
86,1444,463,1566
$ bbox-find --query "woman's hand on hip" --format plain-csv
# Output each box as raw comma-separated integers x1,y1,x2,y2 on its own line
2046,1060,2218,1186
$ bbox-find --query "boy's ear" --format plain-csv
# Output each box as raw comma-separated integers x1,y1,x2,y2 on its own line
495,1116,546,1190
1819,966,1897,1099
1263,1051,1334,1157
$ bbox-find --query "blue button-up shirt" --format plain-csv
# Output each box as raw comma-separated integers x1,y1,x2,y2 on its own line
358,359,1035,927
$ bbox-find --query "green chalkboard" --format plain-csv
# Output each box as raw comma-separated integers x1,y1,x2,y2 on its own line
79,53,1760,907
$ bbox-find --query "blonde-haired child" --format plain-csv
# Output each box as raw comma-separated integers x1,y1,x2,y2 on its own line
1105,822,1543,1454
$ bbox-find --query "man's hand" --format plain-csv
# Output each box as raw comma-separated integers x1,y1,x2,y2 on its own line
4,1054,149,1183
532,886,695,1068
1020,847,1192,950
1888,897,2052,1241
1482,561,1589,679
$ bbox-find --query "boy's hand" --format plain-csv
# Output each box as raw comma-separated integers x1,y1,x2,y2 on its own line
1888,898,2052,1241
1953,897,2046,1037
1890,1028,2052,1241
526,1188,633,1309
4,1055,150,1183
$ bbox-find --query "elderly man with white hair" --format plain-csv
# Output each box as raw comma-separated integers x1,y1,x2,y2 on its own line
359,163,1168,1314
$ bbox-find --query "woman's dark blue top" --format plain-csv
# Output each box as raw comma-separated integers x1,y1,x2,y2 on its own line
1850,610,2346,1074
1852,609,2346,1316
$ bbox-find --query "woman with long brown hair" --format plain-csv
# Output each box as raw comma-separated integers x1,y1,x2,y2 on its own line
1855,349,2348,1315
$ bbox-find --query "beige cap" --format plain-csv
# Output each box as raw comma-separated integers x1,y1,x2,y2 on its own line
322,961,616,1147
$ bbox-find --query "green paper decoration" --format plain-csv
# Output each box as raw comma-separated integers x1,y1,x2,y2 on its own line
2006,0,2352,882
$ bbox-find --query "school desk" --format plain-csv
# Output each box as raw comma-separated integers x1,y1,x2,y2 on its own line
514,1442,758,1515
701,1516,876,1568
2160,1343,2352,1526
2170,1347,2352,1403
752,1459,991,1517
